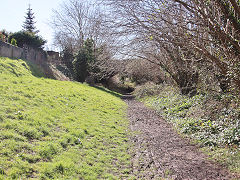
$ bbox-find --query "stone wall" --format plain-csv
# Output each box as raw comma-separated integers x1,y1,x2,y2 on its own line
47,51,60,63
0,41,60,65
26,47,48,65
0,41,25,59
0,41,64,79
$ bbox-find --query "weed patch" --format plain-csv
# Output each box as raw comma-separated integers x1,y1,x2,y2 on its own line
137,84,240,174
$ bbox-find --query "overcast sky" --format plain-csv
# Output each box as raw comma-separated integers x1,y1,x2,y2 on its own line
0,0,64,50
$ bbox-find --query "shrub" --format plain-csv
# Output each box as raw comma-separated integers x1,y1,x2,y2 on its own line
73,48,89,82
0,34,5,42
126,59,164,85
140,84,240,148
0,30,8,42
72,38,96,82
10,38,17,46
8,31,46,49
73,38,116,83
134,82,171,99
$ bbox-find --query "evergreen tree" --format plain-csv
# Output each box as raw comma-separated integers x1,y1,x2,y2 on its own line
73,38,96,82
22,4,39,34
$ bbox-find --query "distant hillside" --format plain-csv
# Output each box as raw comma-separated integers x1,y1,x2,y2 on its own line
0,57,131,179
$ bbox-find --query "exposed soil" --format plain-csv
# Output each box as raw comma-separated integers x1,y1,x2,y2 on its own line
125,99,237,180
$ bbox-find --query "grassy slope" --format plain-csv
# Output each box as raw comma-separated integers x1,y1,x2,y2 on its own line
0,57,131,179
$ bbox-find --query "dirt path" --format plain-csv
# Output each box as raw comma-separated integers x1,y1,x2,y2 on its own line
125,99,235,180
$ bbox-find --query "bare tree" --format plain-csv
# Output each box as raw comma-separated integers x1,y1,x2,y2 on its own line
104,0,240,95
51,0,122,83
52,0,97,51
103,0,200,95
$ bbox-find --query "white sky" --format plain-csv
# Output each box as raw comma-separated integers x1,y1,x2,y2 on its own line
0,0,64,50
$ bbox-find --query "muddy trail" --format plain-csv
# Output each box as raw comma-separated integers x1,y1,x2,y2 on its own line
125,99,237,180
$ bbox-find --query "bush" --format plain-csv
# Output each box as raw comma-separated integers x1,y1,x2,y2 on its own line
134,82,165,98
73,48,89,82
140,84,240,148
8,31,46,49
0,30,8,42
0,34,5,42
72,38,116,83
126,59,164,85
10,38,17,46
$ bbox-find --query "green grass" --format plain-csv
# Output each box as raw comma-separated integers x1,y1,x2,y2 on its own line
0,57,132,179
